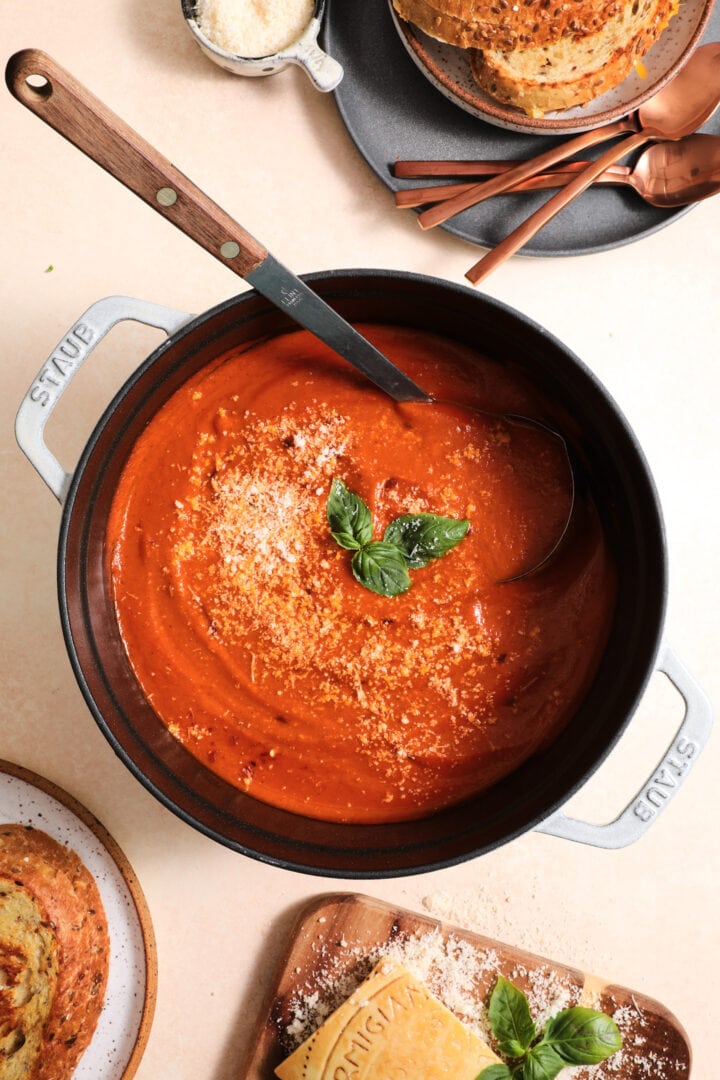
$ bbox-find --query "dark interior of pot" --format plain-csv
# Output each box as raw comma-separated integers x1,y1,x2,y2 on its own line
58,271,667,876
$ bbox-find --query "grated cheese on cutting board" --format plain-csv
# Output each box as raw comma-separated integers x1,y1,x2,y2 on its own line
195,0,314,57
280,922,686,1079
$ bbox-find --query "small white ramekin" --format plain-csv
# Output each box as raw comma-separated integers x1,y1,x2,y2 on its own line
181,0,343,91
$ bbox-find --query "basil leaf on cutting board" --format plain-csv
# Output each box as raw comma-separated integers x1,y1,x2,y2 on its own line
487,975,537,1059
520,1044,566,1080
540,1006,623,1065
475,1065,516,1080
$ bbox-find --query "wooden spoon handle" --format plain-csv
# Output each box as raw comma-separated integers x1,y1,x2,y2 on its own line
416,116,639,230
466,130,651,285
5,49,268,277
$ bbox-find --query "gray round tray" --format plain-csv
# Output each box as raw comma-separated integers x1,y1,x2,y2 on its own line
323,0,720,256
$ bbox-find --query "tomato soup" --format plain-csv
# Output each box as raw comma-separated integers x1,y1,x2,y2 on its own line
106,325,615,823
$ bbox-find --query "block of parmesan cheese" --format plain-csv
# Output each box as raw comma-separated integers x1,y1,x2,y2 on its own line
274,959,501,1080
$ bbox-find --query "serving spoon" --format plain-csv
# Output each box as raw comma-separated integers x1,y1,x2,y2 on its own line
417,41,720,233
5,49,429,403
1,52,573,581
395,134,720,209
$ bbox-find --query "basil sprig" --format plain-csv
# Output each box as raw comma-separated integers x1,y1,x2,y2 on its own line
477,977,622,1080
326,479,469,597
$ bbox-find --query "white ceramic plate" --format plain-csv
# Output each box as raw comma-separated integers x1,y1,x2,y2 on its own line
0,760,156,1079
389,0,716,134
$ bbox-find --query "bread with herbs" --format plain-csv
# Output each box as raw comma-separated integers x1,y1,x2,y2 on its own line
0,825,109,1079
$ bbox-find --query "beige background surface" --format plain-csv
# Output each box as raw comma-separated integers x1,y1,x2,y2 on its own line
1,3,718,1077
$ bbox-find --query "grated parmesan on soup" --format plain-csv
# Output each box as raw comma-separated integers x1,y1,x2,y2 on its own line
195,0,314,57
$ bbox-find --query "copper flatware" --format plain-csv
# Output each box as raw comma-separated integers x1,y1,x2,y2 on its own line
395,134,720,210
466,42,720,284
416,42,720,233
394,164,627,208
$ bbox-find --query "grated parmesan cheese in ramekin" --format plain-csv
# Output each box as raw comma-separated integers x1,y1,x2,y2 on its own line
195,0,314,57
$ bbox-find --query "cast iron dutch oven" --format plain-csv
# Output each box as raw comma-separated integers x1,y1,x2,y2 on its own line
15,270,712,877
8,49,711,877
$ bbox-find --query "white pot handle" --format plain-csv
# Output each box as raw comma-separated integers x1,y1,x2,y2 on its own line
537,644,712,848
15,295,193,504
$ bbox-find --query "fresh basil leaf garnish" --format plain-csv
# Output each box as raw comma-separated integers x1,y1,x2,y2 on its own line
477,1065,516,1080
488,975,537,1060
327,478,373,550
351,541,411,597
383,513,470,568
326,481,470,597
521,1044,566,1080
540,1007,623,1065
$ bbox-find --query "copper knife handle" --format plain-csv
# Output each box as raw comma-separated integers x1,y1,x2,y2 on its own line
394,163,633,208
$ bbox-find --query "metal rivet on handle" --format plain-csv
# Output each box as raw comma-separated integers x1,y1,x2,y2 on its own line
156,187,178,207
220,241,240,258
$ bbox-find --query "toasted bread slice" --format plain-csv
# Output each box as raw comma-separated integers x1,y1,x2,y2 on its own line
469,0,678,115
0,881,59,1080
392,0,626,51
0,825,110,1080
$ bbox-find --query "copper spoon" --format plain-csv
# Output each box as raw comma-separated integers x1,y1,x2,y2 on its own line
418,41,720,232
467,43,720,284
396,134,720,209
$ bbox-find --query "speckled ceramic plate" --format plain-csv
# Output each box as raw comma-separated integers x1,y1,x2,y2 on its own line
0,760,156,1079
389,0,716,134
323,0,720,255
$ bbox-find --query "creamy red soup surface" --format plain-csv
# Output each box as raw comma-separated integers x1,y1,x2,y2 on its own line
106,324,616,824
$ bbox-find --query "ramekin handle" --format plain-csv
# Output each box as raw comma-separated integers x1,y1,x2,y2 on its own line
292,19,343,92
536,645,712,848
296,42,343,91
15,295,193,504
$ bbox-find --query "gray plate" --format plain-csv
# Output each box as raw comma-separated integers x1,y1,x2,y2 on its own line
322,0,720,256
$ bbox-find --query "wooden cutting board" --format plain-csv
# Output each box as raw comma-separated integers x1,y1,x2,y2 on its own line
242,892,691,1078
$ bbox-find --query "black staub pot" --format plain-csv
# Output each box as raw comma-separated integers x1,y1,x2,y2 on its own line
16,271,712,877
